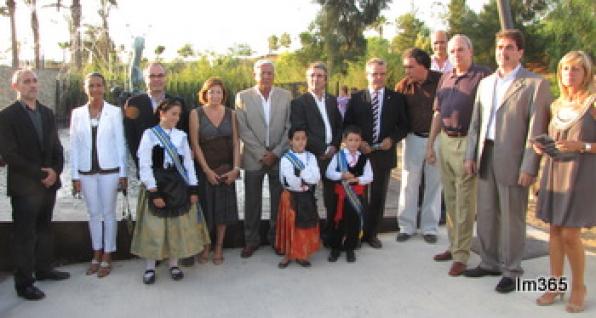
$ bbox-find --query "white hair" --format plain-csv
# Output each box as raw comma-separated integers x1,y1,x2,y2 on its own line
448,34,473,51
253,59,275,73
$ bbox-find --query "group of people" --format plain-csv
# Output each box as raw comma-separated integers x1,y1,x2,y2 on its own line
0,28,593,314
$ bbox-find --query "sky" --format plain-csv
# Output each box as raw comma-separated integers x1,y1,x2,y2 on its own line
0,0,489,65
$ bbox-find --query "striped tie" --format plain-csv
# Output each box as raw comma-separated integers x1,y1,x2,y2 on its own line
372,90,380,143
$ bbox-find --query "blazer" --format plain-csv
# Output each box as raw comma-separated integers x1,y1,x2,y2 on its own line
70,102,127,179
235,86,292,171
465,67,552,186
343,88,409,169
290,92,342,156
0,101,64,196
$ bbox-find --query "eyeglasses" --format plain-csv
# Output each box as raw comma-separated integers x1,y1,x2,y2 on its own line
148,73,166,79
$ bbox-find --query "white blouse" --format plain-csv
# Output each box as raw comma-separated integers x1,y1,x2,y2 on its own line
279,150,320,192
137,127,198,190
325,148,373,185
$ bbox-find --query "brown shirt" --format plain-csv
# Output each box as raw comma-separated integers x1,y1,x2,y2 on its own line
395,70,442,135
433,64,491,134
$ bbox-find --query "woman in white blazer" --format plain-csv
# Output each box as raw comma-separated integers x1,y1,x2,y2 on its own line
70,72,127,278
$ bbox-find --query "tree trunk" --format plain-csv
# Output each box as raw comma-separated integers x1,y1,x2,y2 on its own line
7,0,18,68
71,0,82,69
30,0,41,69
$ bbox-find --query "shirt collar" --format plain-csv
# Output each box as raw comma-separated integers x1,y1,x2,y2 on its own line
18,99,38,112
254,86,274,102
309,91,325,103
497,63,521,81
368,87,385,97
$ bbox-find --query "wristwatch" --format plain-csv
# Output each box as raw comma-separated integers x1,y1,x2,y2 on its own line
583,143,591,153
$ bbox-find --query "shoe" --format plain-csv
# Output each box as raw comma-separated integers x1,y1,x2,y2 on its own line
423,234,437,244
16,285,45,300
143,270,156,285
495,277,516,293
241,245,258,258
565,285,587,313
36,270,70,281
169,267,184,281
536,291,564,306
86,259,101,275
433,250,452,262
96,261,112,278
463,266,501,278
367,237,382,249
395,233,411,242
179,256,195,267
448,262,467,276
296,259,311,267
278,259,291,269
346,250,356,263
328,249,340,262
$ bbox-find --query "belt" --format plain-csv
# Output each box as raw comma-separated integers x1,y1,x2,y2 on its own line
444,130,467,138
413,132,429,138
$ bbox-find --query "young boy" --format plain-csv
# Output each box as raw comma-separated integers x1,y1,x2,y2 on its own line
325,126,373,262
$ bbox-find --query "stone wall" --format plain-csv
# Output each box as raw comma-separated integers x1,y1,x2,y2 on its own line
0,66,59,111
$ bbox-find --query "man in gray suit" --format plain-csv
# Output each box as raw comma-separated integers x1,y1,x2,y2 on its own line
463,29,552,293
236,59,292,258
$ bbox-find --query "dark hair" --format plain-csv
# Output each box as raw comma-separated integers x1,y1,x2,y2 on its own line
85,72,106,86
495,29,525,50
288,126,308,140
402,48,431,69
342,125,362,139
156,99,183,113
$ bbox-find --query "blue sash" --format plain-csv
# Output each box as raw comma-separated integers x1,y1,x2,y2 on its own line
284,151,306,171
337,150,364,238
150,125,189,185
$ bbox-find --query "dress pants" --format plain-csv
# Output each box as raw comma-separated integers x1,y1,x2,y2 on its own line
477,141,529,278
398,134,442,235
11,189,56,290
243,167,282,247
328,196,363,251
438,132,476,263
364,153,391,240
80,173,120,253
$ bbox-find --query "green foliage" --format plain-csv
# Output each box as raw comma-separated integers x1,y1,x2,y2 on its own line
391,12,430,54
268,35,279,54
177,43,195,59
279,33,292,48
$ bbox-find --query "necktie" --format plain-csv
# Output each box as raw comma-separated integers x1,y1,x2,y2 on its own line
372,90,380,143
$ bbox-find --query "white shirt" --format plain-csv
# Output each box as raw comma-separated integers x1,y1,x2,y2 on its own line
368,87,385,143
487,63,521,140
325,148,373,185
137,127,198,189
148,92,166,112
431,56,453,74
279,150,321,192
255,86,272,147
309,91,332,145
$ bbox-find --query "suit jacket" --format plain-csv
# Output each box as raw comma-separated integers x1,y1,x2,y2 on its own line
465,67,552,186
343,88,408,169
69,102,127,179
235,86,292,171
0,101,64,196
290,92,342,156
123,93,188,167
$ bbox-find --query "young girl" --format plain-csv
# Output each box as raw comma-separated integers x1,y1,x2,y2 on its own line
275,127,321,268
325,126,373,263
131,99,209,284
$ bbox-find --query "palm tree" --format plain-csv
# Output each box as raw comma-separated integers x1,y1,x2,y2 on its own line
57,41,69,63
4,0,19,68
154,45,165,61
24,0,41,69
98,0,117,65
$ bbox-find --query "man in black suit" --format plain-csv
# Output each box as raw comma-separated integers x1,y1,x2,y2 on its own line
0,69,70,300
290,62,342,243
344,58,409,248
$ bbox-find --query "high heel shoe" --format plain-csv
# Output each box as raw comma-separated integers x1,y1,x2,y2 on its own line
536,291,564,306
566,286,587,313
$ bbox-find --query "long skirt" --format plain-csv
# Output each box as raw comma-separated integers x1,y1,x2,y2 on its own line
274,190,320,260
131,186,210,260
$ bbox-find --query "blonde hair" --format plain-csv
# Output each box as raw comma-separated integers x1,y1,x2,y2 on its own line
557,50,594,100
197,77,227,105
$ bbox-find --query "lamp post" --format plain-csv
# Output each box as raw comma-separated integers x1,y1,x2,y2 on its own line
496,0,514,30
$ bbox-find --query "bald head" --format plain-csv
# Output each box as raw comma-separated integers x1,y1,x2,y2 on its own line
11,69,38,104
431,30,448,58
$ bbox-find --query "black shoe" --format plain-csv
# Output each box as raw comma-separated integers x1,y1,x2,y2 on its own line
296,259,312,267
36,270,70,281
16,285,45,300
423,234,437,244
463,266,502,278
169,267,184,280
179,256,195,267
395,233,412,242
346,250,356,263
143,269,156,285
328,249,340,262
367,237,382,249
495,277,516,293
278,260,291,269
241,245,258,258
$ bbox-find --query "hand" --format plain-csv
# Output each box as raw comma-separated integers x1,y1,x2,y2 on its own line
152,198,166,208
221,169,240,185
360,141,372,155
380,137,393,151
261,151,278,167
464,160,477,176
348,177,359,184
341,172,355,180
72,180,81,194
532,143,545,155
41,167,57,188
555,140,584,153
205,169,220,186
426,146,437,165
118,177,128,192
517,172,535,187
190,194,199,204
321,146,337,160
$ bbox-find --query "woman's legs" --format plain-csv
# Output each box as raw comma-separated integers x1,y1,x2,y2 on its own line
537,225,565,304
561,227,586,311
213,224,226,265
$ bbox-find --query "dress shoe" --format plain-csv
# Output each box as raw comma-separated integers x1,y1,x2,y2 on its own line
448,262,466,276
463,266,501,278
328,249,340,262
367,237,383,249
278,259,291,269
169,267,184,280
16,285,45,300
143,269,156,285
495,277,516,293
423,234,437,244
241,245,258,258
346,250,356,263
395,233,412,242
296,259,312,268
433,250,452,262
36,270,70,281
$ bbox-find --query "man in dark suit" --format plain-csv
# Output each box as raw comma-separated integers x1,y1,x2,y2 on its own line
290,62,342,243
0,69,70,300
344,58,409,248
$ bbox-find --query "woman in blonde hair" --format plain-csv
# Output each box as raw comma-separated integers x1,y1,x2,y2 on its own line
534,50,595,313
